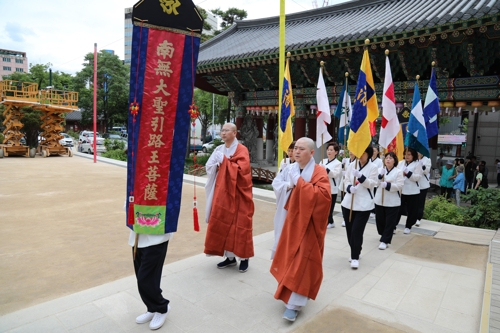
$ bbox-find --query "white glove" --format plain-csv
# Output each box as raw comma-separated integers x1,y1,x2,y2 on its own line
214,151,224,164
289,168,300,187
349,186,357,194
378,167,385,176
352,169,362,178
380,181,387,189
404,167,410,174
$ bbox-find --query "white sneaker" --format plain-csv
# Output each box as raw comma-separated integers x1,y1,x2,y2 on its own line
393,228,396,234
348,255,361,262
342,221,346,227
136,312,154,324
327,223,335,229
370,213,375,218
378,242,387,250
149,305,170,330
350,260,359,269
415,220,421,226
404,228,411,234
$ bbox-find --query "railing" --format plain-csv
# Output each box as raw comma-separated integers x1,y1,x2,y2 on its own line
0,81,39,102
39,89,78,110
251,167,276,183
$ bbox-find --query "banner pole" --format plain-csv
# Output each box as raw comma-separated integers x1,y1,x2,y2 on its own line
277,0,285,172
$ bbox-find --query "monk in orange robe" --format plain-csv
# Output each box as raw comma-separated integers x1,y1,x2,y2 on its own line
271,137,331,322
204,123,254,272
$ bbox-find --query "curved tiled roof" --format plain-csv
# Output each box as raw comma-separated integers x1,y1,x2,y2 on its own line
198,0,500,65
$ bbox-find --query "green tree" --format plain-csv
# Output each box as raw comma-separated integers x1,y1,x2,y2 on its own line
73,51,129,130
2,63,74,91
193,89,228,141
196,6,213,43
210,7,248,35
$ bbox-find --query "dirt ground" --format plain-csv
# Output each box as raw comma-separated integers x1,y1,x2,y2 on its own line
0,155,276,315
396,235,488,270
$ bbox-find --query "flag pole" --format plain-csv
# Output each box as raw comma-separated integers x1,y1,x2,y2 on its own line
349,159,358,221
343,72,348,151
321,61,325,162
277,0,285,172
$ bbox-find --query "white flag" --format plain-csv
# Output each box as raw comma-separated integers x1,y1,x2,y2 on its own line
379,56,400,149
316,69,332,148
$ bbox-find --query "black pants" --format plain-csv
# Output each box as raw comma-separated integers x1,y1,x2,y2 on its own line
327,194,337,225
416,188,428,221
133,241,170,314
398,194,419,229
465,176,474,191
342,207,370,260
497,173,500,187
441,186,453,199
375,205,400,244
371,187,377,214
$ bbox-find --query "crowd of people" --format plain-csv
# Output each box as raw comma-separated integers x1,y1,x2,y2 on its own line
130,124,500,328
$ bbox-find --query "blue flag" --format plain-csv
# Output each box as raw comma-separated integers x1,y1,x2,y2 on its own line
405,84,430,157
334,81,351,144
423,68,439,138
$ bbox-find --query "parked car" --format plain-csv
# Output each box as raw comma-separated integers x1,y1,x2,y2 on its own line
79,131,101,142
102,133,123,140
79,137,106,154
59,133,74,147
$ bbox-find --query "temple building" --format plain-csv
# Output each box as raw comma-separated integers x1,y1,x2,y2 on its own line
195,0,500,182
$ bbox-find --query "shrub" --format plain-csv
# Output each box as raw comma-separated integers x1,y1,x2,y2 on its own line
67,130,79,140
423,195,466,225
462,188,500,229
104,138,125,151
101,149,127,161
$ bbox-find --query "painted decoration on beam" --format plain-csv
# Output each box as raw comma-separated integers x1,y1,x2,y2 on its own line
126,0,203,234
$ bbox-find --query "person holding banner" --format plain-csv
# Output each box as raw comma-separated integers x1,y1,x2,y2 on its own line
270,137,331,322
204,123,254,273
397,147,423,234
374,152,404,250
416,152,432,227
340,145,378,269
339,151,356,227
319,142,342,228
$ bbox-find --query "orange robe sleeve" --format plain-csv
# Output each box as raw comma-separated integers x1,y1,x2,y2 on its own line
204,144,255,258
270,165,331,301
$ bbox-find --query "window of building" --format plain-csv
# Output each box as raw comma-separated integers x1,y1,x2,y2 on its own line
2,57,11,62
3,66,12,71
15,68,24,72
15,59,23,64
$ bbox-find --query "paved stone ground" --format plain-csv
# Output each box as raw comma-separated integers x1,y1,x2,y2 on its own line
0,152,496,332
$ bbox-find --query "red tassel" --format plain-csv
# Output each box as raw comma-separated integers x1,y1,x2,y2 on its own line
193,207,199,232
127,203,135,226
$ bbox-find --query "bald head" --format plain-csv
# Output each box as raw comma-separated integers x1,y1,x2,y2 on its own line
294,137,315,168
221,123,237,147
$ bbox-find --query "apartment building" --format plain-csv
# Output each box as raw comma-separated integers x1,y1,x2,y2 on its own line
0,49,28,80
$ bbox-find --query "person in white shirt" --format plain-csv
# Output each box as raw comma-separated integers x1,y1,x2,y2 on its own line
416,152,431,226
397,147,423,234
279,141,296,172
127,206,172,330
374,152,404,250
341,145,378,269
340,151,357,227
319,142,342,228
370,146,383,218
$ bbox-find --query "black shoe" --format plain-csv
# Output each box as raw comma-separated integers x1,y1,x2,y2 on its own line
239,259,249,272
217,257,237,269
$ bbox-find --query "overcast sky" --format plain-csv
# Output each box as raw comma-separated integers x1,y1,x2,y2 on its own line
0,0,348,75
